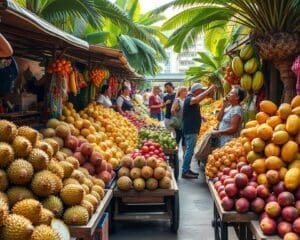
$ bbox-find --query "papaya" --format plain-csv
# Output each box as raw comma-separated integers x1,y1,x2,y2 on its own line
277,103,292,120
264,143,281,157
252,71,264,91
284,168,300,191
244,58,258,74
265,156,285,170
286,114,300,135
257,123,273,141
266,116,282,129
272,130,290,145
256,112,269,124
288,159,300,169
239,44,254,60
291,106,300,115
240,74,252,91
231,56,244,77
259,100,278,115
274,124,286,132
291,95,300,109
281,140,298,163
251,138,265,153
241,127,257,140
245,120,258,128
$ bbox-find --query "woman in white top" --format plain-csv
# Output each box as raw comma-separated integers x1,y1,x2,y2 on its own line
97,84,112,107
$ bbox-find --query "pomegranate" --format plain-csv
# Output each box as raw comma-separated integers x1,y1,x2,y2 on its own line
265,201,281,218
248,181,258,188
266,194,277,203
278,192,295,207
229,169,239,178
240,165,254,179
235,198,250,213
235,173,249,189
251,197,265,214
237,162,247,172
242,185,257,200
219,190,227,200
223,167,231,176
273,181,286,196
217,185,225,193
260,217,277,235
257,185,270,199
282,206,299,222
293,217,300,234
225,183,238,198
277,221,293,238
221,196,235,211
214,181,222,189
221,175,230,184
224,178,235,186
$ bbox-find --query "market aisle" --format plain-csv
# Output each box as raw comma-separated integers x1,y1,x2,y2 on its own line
111,156,218,240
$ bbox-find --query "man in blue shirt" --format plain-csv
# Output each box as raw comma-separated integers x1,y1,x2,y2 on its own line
182,83,215,179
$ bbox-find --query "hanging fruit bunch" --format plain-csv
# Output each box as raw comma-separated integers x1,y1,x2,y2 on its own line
224,66,241,85
47,58,73,76
231,44,264,93
89,68,110,87
109,76,118,96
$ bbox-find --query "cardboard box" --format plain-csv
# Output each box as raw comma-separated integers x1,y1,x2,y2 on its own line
93,212,109,240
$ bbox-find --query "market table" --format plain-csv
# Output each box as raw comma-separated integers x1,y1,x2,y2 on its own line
112,170,179,232
248,221,281,240
68,189,113,240
207,178,258,240
163,148,179,180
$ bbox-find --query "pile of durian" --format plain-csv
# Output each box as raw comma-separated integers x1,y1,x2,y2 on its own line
0,119,106,240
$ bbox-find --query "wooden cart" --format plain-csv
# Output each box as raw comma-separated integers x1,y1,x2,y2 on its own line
248,221,281,240
68,189,113,240
112,172,179,233
207,179,258,240
163,148,179,180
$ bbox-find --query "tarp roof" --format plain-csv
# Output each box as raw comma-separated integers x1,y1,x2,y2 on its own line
0,0,144,80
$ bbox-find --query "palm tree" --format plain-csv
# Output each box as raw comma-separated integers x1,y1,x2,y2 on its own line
159,0,300,102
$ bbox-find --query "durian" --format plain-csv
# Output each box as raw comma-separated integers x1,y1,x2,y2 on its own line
0,120,18,143
83,178,93,190
27,148,49,171
77,167,89,176
47,160,64,179
52,174,63,194
92,185,104,199
60,184,84,206
7,159,34,185
65,156,79,169
80,200,94,217
0,170,8,191
63,205,89,225
2,214,34,240
42,195,64,218
31,170,57,197
44,138,59,154
0,142,14,168
63,178,80,186
71,169,86,183
7,187,35,207
83,194,98,209
0,199,9,226
35,140,54,158
81,184,90,194
55,151,66,162
59,161,74,178
12,136,32,158
90,191,101,201
31,224,61,240
17,126,38,145
92,178,105,188
12,199,42,225
38,208,54,226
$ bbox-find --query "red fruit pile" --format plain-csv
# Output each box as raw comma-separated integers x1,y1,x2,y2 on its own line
224,66,240,85
129,140,166,162
122,112,145,129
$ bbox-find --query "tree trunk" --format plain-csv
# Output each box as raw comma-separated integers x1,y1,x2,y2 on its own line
273,59,296,103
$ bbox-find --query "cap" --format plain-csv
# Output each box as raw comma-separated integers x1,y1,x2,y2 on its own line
191,83,207,92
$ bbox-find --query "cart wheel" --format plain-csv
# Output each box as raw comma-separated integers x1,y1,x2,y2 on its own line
171,192,179,233
174,153,179,180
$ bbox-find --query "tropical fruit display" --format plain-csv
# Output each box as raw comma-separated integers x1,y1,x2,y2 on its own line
224,66,241,85
116,153,172,192
0,120,107,240
205,138,247,178
139,126,176,150
58,102,138,166
122,111,146,130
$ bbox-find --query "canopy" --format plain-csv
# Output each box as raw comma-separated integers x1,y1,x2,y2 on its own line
0,0,144,80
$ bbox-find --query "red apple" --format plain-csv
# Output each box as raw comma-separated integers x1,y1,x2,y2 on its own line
251,197,266,214
282,206,299,222
257,185,270,199
277,221,293,238
217,172,223,179
265,201,281,218
224,178,235,186
217,185,225,193
225,183,238,198
237,162,247,172
214,181,222,189
248,181,258,188
293,217,300,234
278,192,295,207
235,198,250,213
260,212,269,221
260,217,277,235
221,196,235,211
221,175,230,184
219,190,227,200
266,194,277,203
296,201,300,214
229,169,239,178
240,165,254,179
242,185,257,201
235,173,249,189
223,167,231,176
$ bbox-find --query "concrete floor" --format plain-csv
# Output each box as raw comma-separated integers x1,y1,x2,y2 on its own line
111,153,239,240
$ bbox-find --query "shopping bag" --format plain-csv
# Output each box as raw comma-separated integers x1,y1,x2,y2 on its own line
195,133,218,163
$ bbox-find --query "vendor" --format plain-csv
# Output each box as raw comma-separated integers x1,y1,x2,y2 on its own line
116,86,134,114
97,84,112,108
211,86,245,147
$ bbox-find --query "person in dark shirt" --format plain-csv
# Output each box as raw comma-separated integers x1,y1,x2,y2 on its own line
163,82,176,131
182,83,215,179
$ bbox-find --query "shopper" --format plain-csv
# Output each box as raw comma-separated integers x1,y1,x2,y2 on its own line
0,33,13,58
97,84,112,108
211,86,245,147
182,83,215,179
116,86,134,114
171,86,188,149
163,82,176,131
149,86,163,121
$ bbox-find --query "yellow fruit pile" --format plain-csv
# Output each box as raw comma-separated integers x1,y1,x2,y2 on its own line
59,102,138,167
205,138,247,178
197,98,222,145
241,96,300,191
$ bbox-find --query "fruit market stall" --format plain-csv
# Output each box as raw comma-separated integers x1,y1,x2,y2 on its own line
205,96,300,240
249,221,281,240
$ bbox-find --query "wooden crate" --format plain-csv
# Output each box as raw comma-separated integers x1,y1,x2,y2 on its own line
248,221,281,240
68,190,113,240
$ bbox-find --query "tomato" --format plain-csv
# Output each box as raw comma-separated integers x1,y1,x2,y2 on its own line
149,146,156,151
154,149,160,155
141,146,149,153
